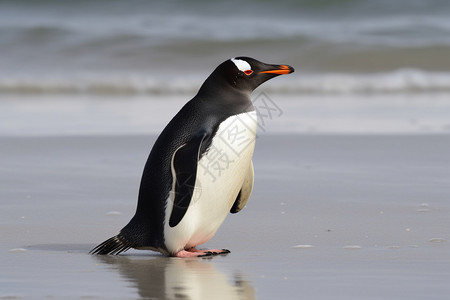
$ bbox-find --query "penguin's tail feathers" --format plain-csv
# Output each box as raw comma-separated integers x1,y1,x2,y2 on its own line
89,234,132,255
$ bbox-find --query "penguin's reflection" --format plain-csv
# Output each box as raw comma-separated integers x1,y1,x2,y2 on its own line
95,255,255,300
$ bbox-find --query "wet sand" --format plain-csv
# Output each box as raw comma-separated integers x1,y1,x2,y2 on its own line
1,134,449,299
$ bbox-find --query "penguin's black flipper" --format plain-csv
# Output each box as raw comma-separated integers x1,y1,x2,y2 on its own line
169,132,208,227
230,161,254,214
89,234,132,255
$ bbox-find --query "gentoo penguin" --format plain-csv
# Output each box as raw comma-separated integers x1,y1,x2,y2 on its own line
90,57,294,257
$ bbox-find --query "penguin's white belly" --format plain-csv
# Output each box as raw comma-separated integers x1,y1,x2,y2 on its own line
164,111,257,253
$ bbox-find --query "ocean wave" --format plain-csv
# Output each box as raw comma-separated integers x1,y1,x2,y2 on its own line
284,70,450,94
2,70,450,95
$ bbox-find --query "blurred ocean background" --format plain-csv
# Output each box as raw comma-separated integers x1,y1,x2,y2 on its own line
2,0,450,94
1,0,450,135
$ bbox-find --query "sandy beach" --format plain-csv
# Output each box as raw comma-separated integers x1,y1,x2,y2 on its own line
1,133,449,299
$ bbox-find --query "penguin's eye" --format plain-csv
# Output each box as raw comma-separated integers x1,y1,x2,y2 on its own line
244,70,253,76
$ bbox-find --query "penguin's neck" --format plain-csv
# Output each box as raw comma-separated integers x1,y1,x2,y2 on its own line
196,82,253,114
198,74,251,99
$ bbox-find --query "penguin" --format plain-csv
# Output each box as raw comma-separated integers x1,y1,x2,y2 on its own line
90,57,294,257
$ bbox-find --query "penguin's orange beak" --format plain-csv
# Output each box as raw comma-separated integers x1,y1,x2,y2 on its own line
259,65,294,75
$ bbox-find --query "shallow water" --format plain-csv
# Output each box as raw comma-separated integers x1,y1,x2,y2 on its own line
4,244,449,299
2,93,450,136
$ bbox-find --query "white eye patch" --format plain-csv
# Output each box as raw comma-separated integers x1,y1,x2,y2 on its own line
231,58,252,72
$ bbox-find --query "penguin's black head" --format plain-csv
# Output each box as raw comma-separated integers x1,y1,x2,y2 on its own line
229,56,294,91
201,57,295,95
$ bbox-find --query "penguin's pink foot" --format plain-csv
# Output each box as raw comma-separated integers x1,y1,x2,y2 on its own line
173,248,230,258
